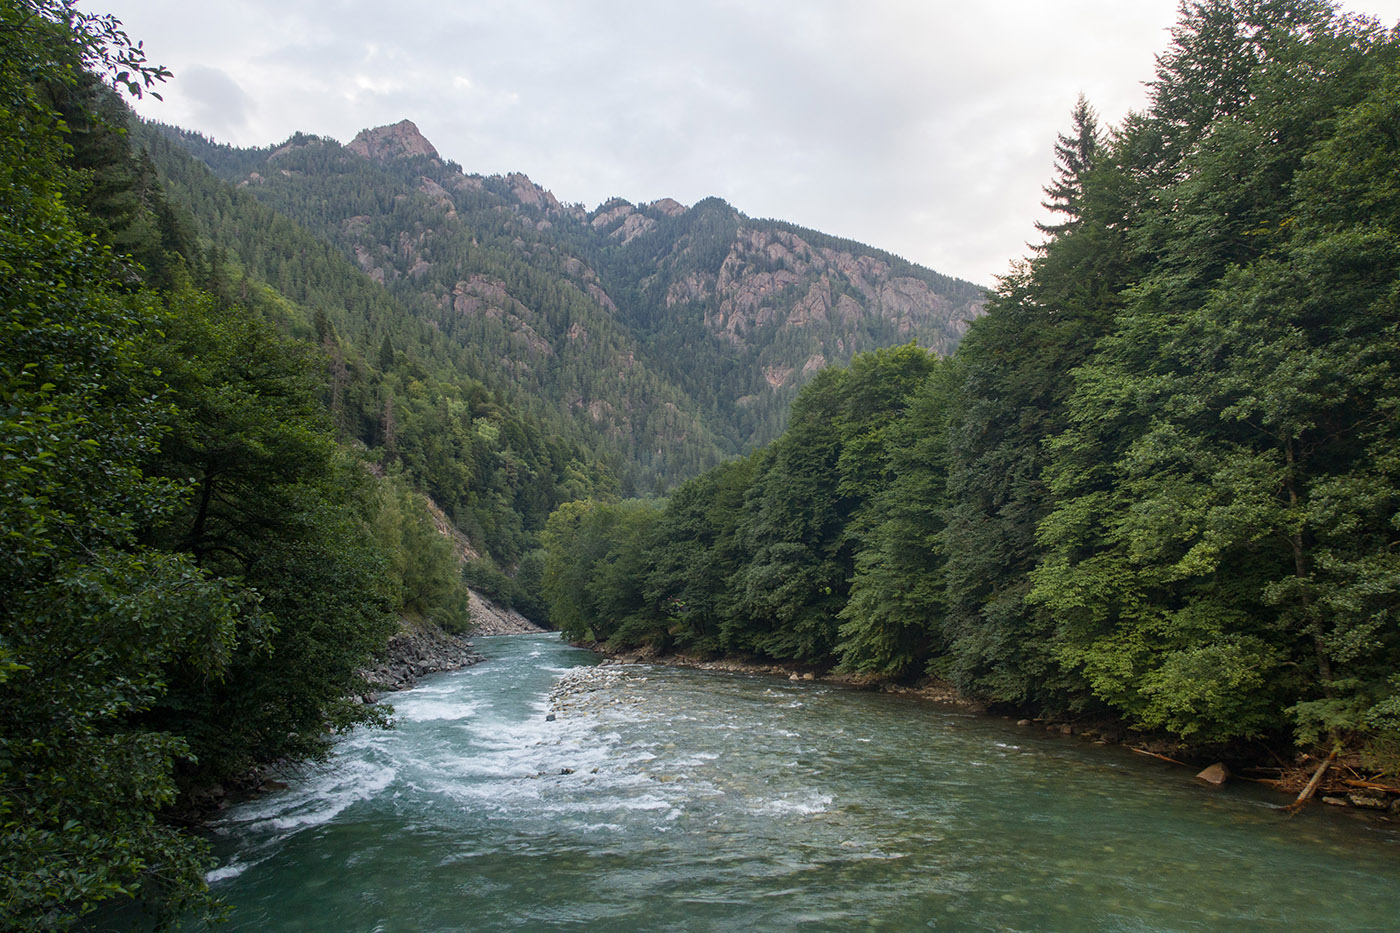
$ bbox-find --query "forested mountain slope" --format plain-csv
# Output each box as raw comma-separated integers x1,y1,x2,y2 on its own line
135,125,612,571
153,120,984,494
539,0,1400,786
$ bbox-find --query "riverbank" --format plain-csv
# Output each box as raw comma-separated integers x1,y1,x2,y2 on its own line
359,622,485,698
583,642,1400,818
359,591,546,697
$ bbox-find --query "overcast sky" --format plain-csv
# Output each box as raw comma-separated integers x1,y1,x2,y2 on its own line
100,0,1400,286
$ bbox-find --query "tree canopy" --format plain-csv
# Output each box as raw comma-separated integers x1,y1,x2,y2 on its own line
541,0,1400,775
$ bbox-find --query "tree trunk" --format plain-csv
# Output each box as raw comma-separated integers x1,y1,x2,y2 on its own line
1284,746,1338,814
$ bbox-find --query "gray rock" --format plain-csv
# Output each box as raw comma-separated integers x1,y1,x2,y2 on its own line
1347,793,1388,810
1195,762,1230,786
359,625,485,695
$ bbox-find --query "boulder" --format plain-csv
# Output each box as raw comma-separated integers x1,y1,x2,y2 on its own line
1194,762,1230,786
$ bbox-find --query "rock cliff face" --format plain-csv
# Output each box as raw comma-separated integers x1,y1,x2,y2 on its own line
672,226,968,370
582,194,981,361
347,119,440,162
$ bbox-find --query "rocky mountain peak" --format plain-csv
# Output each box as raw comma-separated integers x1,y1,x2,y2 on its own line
348,119,440,162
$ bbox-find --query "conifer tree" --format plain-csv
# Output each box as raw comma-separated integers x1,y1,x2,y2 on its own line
1034,94,1101,241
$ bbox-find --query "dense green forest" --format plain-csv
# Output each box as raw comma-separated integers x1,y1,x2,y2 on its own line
0,1,614,926
541,0,1400,772
7,0,1399,926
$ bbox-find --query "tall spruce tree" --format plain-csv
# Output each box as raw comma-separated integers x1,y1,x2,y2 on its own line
1034,94,1102,241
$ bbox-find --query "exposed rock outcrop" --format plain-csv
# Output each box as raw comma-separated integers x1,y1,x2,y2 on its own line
347,119,440,162
684,226,971,356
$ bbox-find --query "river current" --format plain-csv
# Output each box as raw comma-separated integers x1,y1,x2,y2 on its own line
199,633,1400,930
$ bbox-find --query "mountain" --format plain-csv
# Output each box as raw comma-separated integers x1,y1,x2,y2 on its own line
152,120,985,494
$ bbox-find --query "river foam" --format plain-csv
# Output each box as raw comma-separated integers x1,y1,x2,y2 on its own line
198,633,1400,933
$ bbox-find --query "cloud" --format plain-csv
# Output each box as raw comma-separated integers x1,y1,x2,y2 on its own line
106,0,1400,284
178,65,255,138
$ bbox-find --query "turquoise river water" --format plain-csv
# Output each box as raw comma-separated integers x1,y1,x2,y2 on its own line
197,633,1400,931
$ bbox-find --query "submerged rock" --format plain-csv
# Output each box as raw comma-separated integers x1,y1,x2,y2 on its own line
1195,763,1230,786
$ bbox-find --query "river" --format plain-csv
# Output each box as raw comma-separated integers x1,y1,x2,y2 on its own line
198,633,1400,930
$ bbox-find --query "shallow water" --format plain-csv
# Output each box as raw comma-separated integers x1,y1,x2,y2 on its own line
199,633,1400,931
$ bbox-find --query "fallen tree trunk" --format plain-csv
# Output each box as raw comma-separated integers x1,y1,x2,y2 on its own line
1285,747,1339,814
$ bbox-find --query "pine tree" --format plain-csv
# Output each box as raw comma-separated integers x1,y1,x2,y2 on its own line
1034,94,1101,241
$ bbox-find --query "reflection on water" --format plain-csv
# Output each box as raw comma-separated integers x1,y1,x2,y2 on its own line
199,634,1400,931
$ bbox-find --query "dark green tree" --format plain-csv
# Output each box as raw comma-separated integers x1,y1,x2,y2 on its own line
0,2,234,926
838,361,959,678
138,288,398,782
1030,3,1400,747
1034,94,1102,241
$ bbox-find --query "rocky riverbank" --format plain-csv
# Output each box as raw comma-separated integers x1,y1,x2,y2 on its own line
584,643,1400,818
360,623,485,697
358,592,548,697
590,643,985,709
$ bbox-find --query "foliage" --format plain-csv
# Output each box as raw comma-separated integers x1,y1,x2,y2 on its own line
542,345,937,667
370,473,474,630
837,361,959,678
0,2,232,925
133,286,398,782
0,3,477,925
540,499,663,645
541,1,1400,770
